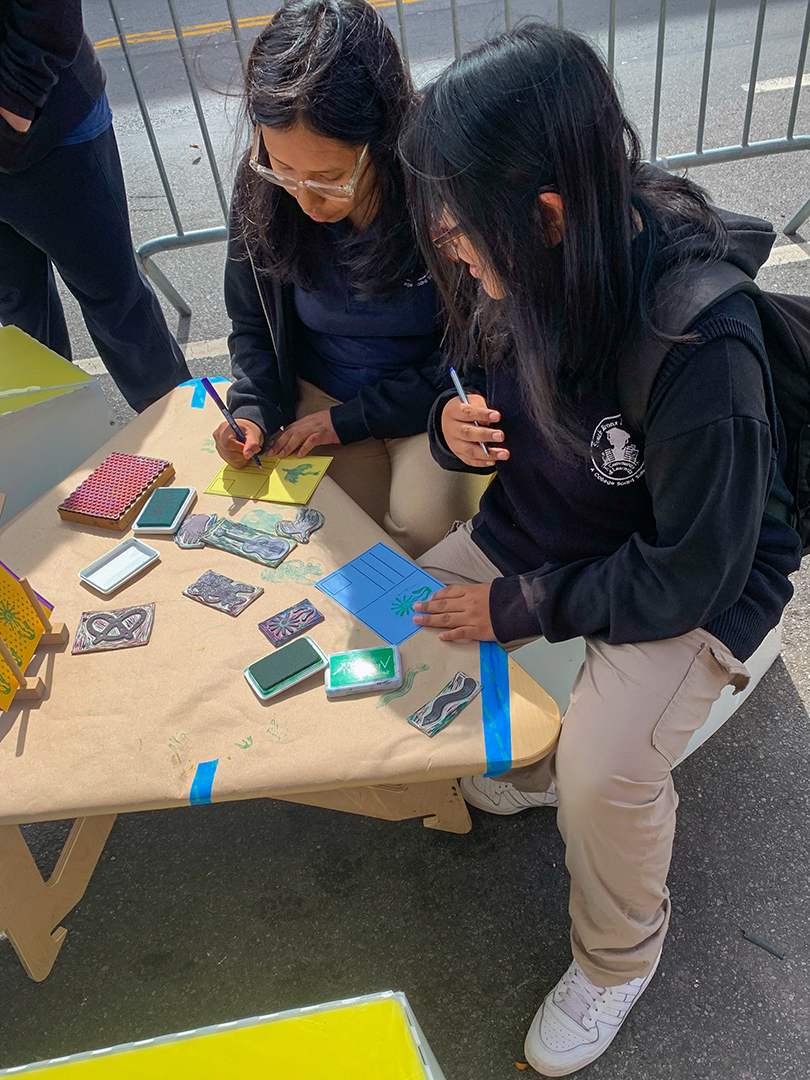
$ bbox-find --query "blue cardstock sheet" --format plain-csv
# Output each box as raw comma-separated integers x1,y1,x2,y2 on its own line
315,543,444,646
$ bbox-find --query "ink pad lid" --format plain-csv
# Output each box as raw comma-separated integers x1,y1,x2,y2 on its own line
78,538,160,595
325,646,403,699
133,487,196,534
244,636,328,701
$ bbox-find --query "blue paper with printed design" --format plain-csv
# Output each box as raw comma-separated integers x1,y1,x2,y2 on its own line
315,543,444,645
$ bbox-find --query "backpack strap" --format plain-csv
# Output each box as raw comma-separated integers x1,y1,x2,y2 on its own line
618,260,760,433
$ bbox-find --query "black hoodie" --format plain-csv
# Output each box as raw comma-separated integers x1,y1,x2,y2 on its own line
224,198,451,448
428,210,803,660
0,1,105,173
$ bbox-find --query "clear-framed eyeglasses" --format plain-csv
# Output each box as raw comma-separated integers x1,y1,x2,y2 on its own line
249,125,369,202
431,222,466,262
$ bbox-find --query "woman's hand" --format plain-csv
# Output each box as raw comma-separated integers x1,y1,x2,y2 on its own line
213,418,264,468
269,410,340,458
441,394,509,467
0,107,31,132
412,584,495,642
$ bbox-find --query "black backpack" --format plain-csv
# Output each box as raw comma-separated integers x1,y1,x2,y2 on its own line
619,258,810,553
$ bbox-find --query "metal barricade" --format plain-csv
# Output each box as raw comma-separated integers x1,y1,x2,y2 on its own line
107,0,235,316
106,0,810,315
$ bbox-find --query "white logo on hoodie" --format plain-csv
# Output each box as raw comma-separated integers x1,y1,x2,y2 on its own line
590,415,645,486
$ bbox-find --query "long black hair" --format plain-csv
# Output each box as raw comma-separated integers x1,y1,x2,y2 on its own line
400,23,727,452
237,0,422,297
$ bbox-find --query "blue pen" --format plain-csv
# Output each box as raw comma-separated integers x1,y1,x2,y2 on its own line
448,366,491,458
200,377,264,470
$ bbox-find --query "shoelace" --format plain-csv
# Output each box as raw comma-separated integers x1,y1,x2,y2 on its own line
554,963,607,1029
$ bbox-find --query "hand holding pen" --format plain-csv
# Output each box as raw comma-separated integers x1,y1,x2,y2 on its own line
202,377,265,470
443,367,508,468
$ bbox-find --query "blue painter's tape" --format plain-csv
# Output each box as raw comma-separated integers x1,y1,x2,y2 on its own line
190,759,219,805
479,641,512,777
180,376,230,409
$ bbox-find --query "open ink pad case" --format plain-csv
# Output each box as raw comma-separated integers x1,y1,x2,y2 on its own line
244,636,328,702
325,645,403,700
78,538,160,595
133,486,196,534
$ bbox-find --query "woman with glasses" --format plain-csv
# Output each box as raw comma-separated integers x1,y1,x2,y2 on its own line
216,0,481,557
401,24,801,1076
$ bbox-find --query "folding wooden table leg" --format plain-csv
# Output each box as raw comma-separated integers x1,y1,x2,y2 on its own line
0,814,116,981
276,778,472,834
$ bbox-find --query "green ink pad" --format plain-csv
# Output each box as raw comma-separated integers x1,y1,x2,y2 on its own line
325,646,403,699
244,636,327,701
133,487,196,534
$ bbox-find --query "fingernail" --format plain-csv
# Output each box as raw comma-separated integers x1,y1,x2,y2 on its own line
493,432,504,441
489,412,499,420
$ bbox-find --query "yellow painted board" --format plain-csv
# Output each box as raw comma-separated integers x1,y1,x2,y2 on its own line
0,326,92,416
17,998,430,1078
205,455,333,504
0,564,45,711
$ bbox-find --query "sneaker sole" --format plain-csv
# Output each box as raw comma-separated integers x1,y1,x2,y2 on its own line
524,950,662,1077
459,781,558,816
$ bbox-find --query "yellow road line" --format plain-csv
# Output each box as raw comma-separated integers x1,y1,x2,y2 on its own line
94,1,416,51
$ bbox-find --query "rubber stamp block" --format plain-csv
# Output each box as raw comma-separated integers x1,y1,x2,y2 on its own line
258,598,324,647
72,603,155,654
58,453,174,530
275,507,325,544
183,570,263,617
408,671,482,737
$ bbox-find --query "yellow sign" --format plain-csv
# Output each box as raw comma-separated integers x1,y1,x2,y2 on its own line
0,565,45,711
205,455,333,505
17,996,431,1078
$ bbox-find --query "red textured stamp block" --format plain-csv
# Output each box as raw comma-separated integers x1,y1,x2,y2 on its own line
58,454,174,529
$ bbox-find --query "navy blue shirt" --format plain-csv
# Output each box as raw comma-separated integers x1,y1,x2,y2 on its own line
294,224,440,403
59,89,112,146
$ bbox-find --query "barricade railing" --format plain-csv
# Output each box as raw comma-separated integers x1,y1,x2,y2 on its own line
106,0,810,314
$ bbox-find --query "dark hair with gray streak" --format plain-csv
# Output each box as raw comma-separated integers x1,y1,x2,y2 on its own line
235,0,423,297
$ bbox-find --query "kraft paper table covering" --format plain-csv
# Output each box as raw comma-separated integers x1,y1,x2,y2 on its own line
0,385,555,826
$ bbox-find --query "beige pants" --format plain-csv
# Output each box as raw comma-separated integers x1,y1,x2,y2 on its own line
297,379,485,559
418,520,751,986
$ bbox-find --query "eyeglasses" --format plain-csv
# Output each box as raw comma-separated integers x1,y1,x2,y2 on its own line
249,126,369,202
431,223,466,262
432,187,559,261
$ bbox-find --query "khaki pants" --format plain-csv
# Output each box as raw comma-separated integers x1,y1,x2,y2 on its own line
418,521,750,986
297,380,485,558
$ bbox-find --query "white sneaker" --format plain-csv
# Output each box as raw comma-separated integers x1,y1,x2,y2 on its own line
524,951,662,1076
459,774,558,815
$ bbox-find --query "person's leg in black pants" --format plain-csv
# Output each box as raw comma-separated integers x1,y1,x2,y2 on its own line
0,220,73,360
0,124,191,412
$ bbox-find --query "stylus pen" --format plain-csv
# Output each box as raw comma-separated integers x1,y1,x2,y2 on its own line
200,377,264,470
448,366,490,458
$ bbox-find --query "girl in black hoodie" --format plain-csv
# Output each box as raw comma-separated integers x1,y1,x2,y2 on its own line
401,24,802,1076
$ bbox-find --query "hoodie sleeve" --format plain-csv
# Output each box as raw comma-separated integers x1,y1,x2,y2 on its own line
0,1,84,119
224,205,286,449
329,347,450,444
427,366,497,475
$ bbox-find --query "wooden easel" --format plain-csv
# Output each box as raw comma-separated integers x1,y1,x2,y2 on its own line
0,575,68,702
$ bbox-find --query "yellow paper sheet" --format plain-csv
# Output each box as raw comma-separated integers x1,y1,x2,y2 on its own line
0,325,92,416
204,455,333,504
0,564,44,711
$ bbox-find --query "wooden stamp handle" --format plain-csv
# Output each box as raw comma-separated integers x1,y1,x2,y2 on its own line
18,578,52,632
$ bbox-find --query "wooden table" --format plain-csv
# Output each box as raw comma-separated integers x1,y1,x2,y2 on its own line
0,384,559,981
